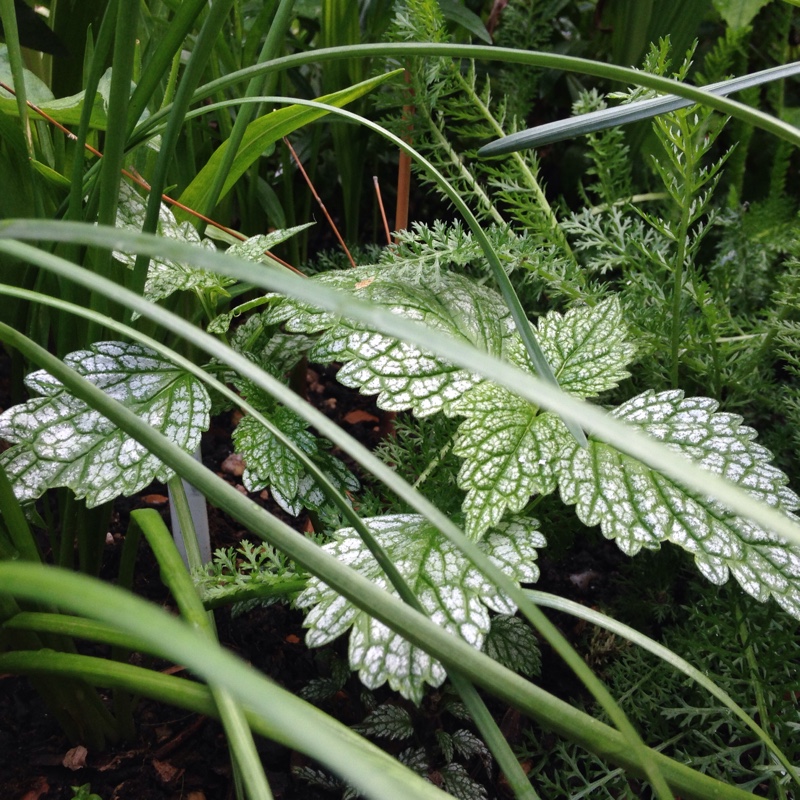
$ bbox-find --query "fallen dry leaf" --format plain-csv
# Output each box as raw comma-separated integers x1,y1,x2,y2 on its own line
141,493,169,506
20,776,49,800
62,745,88,771
343,409,379,424
152,758,184,786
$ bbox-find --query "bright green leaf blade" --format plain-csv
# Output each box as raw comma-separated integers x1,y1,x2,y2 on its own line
0,342,210,507
267,266,515,418
437,0,492,43
297,514,543,703
0,43,53,105
557,390,800,618
453,383,565,539
711,0,772,29
178,70,403,215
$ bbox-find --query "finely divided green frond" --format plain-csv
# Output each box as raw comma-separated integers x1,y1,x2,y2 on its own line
557,390,800,617
297,514,543,703
0,342,210,507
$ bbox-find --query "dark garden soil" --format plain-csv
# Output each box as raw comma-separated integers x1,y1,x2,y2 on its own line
0,359,639,800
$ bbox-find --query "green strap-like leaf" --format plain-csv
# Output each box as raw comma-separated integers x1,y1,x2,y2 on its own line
177,70,403,214
297,514,544,703
0,342,210,507
557,389,800,618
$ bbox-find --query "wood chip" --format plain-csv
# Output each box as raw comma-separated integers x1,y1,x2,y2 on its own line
152,758,184,786
62,745,88,771
221,452,245,477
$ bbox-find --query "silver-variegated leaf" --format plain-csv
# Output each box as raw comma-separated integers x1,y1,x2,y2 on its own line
482,614,541,678
453,382,567,539
0,342,210,507
505,296,636,398
233,407,357,517
557,390,800,618
296,514,544,703
352,704,414,740
113,181,232,305
265,266,517,418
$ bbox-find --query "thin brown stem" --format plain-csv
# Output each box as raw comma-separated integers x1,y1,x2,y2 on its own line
0,81,301,275
373,176,392,245
283,135,356,268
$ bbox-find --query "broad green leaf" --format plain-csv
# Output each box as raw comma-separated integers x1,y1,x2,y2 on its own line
437,0,492,43
113,181,231,305
557,390,800,618
453,382,566,539
0,342,210,507
0,44,54,105
178,70,404,215
297,514,544,703
712,0,773,29
267,266,516,418
482,614,541,678
352,705,415,740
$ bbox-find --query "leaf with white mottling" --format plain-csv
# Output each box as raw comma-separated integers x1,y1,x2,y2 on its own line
352,705,414,740
112,182,233,305
558,389,800,619
0,342,210,507
265,266,517,417
508,296,636,398
441,763,488,800
482,614,541,678
224,223,314,265
233,406,357,516
453,382,567,539
451,729,492,772
296,514,544,703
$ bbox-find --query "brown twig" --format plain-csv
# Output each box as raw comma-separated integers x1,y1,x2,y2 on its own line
0,81,303,275
283,135,357,268
394,68,415,239
373,176,392,246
